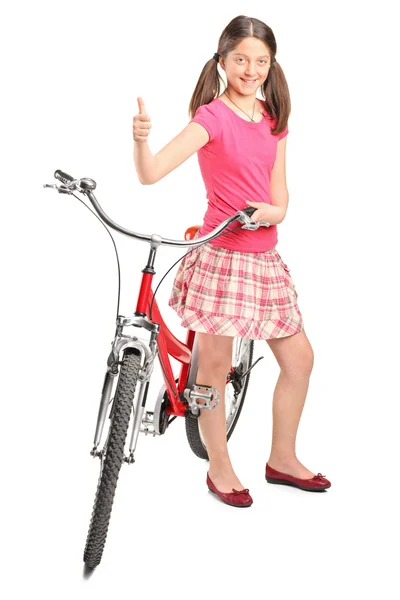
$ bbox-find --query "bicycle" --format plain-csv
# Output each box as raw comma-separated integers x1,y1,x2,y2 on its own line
44,169,269,569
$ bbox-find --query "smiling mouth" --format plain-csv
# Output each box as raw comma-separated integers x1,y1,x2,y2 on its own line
241,78,258,85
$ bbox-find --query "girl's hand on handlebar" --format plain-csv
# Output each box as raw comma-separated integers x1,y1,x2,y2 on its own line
245,200,284,226
133,96,152,143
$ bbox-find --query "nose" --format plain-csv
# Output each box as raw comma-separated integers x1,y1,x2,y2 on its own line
245,63,257,76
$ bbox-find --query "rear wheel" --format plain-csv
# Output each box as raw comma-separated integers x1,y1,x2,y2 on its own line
185,336,254,459
83,348,141,569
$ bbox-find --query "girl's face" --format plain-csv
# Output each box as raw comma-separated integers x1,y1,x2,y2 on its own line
221,37,272,95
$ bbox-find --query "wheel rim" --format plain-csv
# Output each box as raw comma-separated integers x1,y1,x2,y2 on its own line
198,337,252,446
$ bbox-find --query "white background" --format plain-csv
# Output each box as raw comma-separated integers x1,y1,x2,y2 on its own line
1,0,399,597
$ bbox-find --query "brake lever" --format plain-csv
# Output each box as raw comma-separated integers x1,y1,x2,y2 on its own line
241,221,270,230
43,181,78,194
236,209,270,230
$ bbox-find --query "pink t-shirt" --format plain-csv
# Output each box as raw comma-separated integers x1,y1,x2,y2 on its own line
190,97,288,252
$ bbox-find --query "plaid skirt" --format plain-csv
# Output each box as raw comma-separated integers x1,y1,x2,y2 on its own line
168,239,305,340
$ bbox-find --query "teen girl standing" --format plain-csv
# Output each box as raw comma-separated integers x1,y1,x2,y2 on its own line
133,15,331,507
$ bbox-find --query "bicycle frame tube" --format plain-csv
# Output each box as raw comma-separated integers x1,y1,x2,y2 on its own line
135,268,195,418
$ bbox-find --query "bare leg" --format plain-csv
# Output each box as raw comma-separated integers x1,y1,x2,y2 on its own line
265,329,317,479
195,332,246,493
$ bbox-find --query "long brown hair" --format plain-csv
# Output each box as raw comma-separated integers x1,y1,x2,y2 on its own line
188,15,290,136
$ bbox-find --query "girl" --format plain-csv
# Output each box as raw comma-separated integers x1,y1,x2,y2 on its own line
133,15,331,507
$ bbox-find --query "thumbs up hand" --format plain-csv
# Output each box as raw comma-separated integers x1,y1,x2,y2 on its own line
133,96,152,142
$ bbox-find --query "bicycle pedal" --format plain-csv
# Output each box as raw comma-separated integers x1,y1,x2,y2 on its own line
183,383,220,414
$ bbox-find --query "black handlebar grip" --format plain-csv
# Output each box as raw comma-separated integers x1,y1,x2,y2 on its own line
241,206,257,217
54,170,75,185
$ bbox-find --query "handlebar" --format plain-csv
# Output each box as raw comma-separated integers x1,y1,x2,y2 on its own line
43,169,271,249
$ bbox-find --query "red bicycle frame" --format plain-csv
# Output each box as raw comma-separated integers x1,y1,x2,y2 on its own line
135,225,201,418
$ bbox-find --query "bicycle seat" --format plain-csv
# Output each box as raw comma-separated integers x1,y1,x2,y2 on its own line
184,225,202,240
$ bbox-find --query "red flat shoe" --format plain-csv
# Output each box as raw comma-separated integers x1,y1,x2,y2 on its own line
265,463,331,491
206,473,253,507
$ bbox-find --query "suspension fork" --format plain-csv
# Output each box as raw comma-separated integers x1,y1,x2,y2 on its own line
90,315,159,459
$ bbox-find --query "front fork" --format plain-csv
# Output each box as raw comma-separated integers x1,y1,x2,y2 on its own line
90,314,159,463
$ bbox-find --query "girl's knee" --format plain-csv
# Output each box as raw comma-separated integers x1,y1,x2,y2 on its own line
301,347,314,375
197,332,233,373
285,347,314,378
267,330,314,377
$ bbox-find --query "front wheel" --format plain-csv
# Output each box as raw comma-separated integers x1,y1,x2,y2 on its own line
83,347,141,569
185,336,254,459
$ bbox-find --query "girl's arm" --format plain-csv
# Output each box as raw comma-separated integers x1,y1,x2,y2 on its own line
133,98,209,184
269,137,289,221
246,138,289,225
134,122,209,185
